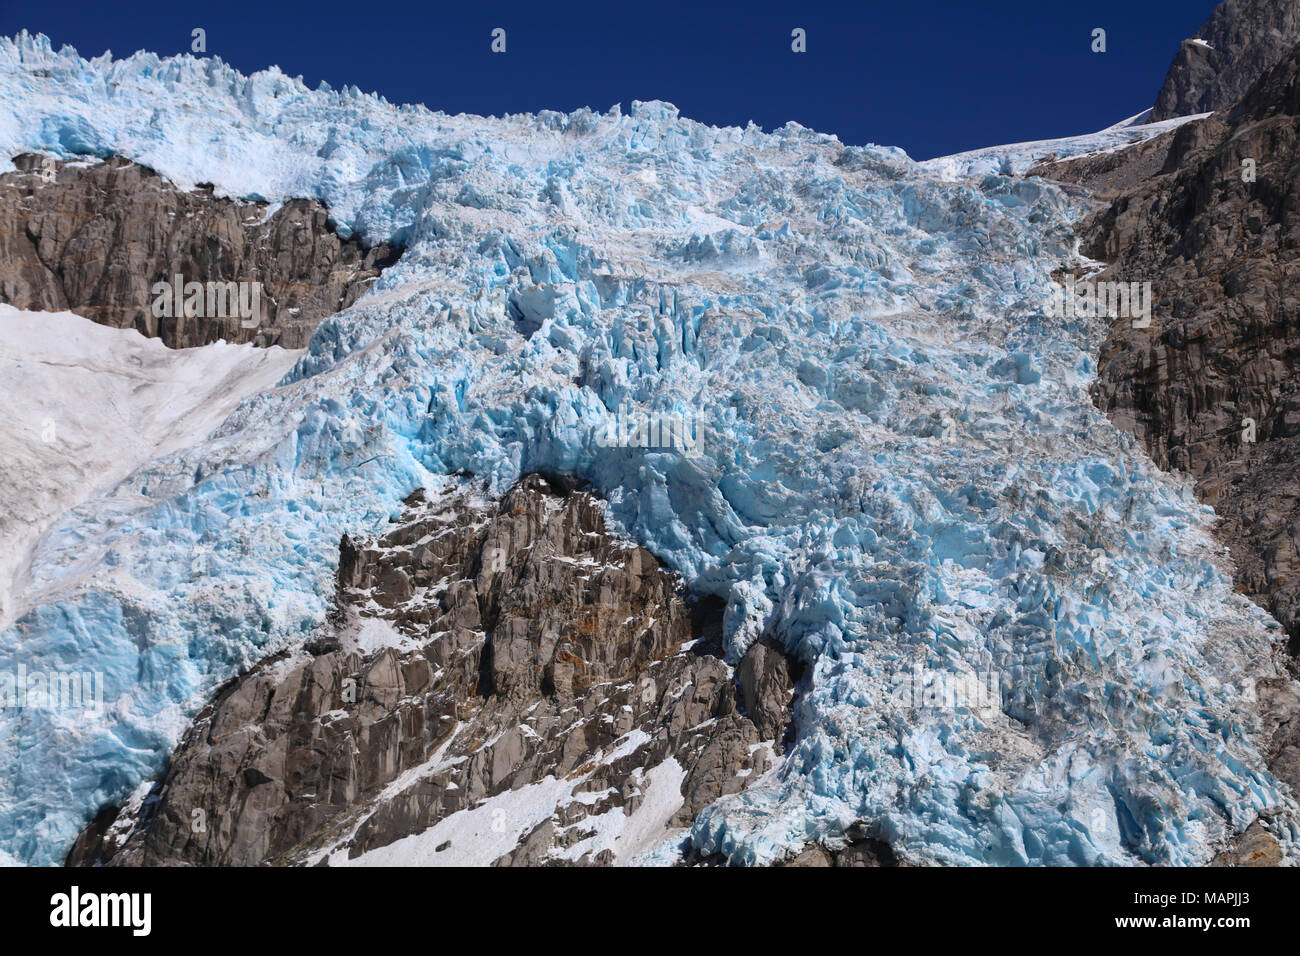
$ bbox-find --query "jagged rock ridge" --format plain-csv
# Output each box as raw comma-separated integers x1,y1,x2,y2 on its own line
67,475,801,867
0,153,401,348
1151,0,1300,121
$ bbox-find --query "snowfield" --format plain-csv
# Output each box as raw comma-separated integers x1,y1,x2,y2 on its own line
0,306,302,630
0,31,1295,867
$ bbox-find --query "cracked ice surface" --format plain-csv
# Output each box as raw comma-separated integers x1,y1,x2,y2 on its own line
0,32,1296,866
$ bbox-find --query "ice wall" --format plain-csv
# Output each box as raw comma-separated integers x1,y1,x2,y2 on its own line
0,32,1295,866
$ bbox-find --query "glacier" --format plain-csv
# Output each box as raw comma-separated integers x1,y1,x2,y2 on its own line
1,30,1297,866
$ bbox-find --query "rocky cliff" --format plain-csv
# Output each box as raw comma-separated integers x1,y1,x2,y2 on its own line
1151,0,1300,121
0,154,400,348
67,475,803,867
1010,34,1300,871
1074,43,1300,657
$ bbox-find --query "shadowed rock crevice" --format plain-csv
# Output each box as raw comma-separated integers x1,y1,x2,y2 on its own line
0,153,401,348
737,636,803,749
67,475,801,867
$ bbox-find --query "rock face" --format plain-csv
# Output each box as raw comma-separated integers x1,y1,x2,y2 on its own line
1211,820,1286,865
736,638,800,744
67,475,796,867
1028,39,1300,869
0,154,400,348
1080,43,1300,656
1151,0,1300,121
1026,42,1300,870
1026,130,1180,203
779,828,901,868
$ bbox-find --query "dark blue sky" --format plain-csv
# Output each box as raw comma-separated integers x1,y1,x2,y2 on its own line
3,0,1218,160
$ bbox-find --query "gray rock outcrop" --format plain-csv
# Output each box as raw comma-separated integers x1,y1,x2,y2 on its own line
67,475,798,867
0,153,400,348
1081,43,1300,654
1151,0,1300,121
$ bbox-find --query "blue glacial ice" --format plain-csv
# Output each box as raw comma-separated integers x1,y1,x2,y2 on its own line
0,31,1297,866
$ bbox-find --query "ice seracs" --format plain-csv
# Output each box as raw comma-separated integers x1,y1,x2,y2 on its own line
0,32,1296,867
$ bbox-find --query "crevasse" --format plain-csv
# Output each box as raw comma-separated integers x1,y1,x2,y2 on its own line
0,31,1295,866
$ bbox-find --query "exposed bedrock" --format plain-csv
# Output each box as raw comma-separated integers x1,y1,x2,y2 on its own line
1151,0,1300,121
1073,45,1300,657
1028,44,1300,868
67,475,800,867
684,821,901,868
0,153,401,348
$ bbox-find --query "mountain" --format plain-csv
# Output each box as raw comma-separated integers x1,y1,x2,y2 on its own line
67,476,797,866
0,19,1297,867
1151,0,1300,120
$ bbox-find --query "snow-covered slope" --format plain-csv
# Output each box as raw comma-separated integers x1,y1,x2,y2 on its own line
0,307,302,631
920,111,1211,180
0,31,1295,867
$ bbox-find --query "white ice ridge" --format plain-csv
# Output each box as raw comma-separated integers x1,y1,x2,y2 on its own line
0,31,1296,867
920,111,1211,181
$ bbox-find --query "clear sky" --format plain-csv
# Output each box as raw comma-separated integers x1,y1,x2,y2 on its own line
2,0,1219,159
